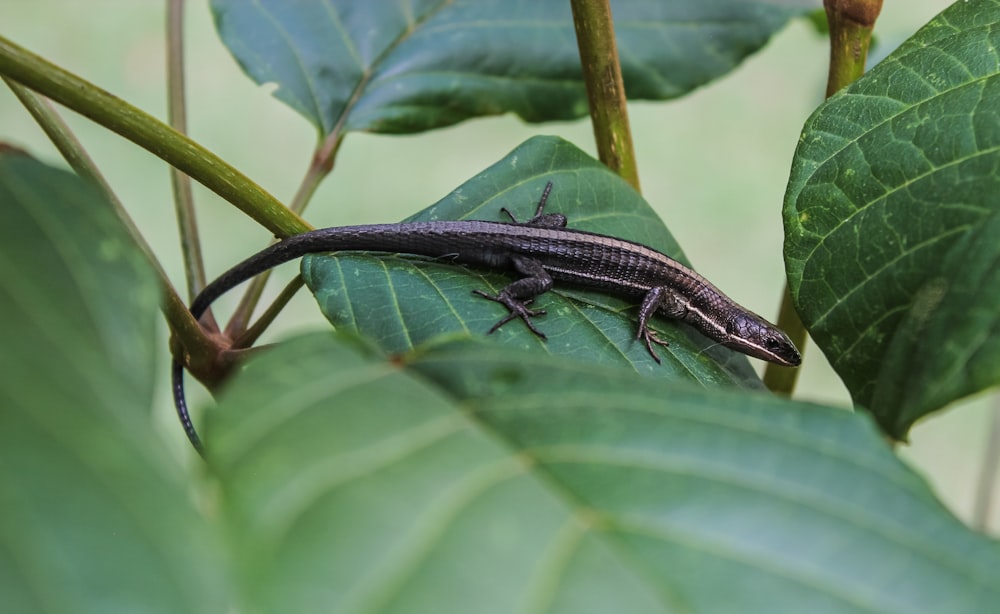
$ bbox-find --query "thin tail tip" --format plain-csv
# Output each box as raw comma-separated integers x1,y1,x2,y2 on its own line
171,359,206,456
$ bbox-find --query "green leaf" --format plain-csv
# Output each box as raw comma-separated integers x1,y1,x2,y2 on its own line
871,211,1000,436
301,136,762,388
211,332,1000,613
211,0,804,135
0,150,229,613
783,0,1000,437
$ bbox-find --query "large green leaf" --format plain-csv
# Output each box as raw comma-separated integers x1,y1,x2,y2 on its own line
302,136,763,388
0,150,228,612
783,0,1000,437
871,211,1000,434
211,0,805,135
210,332,1000,613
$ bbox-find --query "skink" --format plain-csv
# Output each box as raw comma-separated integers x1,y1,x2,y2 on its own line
173,183,800,452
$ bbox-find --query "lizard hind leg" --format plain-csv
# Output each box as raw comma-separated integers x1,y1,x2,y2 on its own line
473,254,553,339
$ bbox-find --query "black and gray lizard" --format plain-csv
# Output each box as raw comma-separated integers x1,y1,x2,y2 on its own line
173,182,800,452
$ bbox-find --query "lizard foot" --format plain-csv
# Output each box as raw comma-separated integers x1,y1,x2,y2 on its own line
473,290,548,339
638,325,670,364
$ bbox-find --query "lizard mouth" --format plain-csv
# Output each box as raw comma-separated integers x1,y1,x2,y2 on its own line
723,336,801,367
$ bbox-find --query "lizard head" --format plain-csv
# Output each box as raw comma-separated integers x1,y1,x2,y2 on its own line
721,312,801,367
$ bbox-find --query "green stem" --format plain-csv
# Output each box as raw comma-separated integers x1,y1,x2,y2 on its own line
5,78,116,201
0,34,311,239
973,398,1000,532
234,275,306,349
290,132,343,215
569,0,640,191
224,133,343,336
823,0,882,97
763,0,882,395
3,77,216,360
166,0,211,305
761,286,808,393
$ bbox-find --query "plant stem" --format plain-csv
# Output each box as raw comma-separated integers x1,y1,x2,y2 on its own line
973,398,1000,532
290,132,344,215
763,0,882,394
224,133,343,336
5,78,115,201
762,286,808,393
0,34,311,239
569,0,640,191
234,275,306,349
3,77,216,359
166,0,211,305
823,0,883,98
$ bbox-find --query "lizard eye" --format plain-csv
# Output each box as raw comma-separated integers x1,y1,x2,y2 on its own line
765,336,783,350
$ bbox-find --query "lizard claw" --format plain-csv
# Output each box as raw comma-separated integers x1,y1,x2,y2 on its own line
473,290,548,339
638,325,669,364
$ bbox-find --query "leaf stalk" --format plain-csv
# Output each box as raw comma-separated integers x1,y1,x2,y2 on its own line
3,77,216,360
569,0,640,191
0,34,311,239
166,0,212,305
764,0,882,394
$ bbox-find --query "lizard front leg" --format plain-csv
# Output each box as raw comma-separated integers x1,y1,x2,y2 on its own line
499,181,567,229
636,286,687,363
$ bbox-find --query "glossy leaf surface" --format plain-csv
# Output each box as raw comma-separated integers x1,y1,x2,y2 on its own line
0,151,228,613
783,0,1000,437
210,332,1000,613
211,0,804,134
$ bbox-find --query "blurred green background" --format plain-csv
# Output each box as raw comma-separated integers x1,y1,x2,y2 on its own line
2,0,995,533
